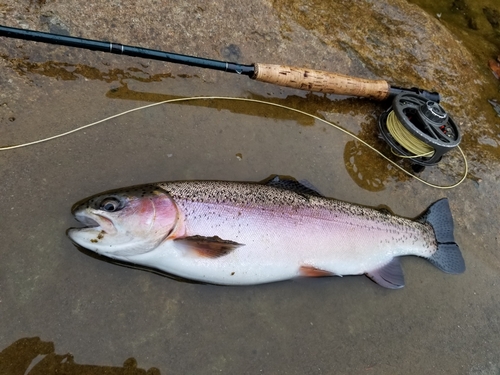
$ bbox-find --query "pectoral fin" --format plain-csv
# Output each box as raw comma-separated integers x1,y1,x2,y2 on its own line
366,258,405,289
174,235,244,258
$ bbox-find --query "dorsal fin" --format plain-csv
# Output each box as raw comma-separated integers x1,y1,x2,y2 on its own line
375,205,394,215
263,175,323,197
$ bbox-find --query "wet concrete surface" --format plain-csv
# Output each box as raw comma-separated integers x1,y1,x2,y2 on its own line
0,0,499,374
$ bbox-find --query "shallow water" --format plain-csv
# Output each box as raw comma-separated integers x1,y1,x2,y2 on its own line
1,0,500,374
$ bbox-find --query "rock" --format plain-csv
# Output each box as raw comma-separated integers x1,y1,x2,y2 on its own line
40,11,71,36
483,7,500,29
0,0,498,165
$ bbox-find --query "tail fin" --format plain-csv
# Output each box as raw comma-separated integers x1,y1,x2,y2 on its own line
417,198,465,274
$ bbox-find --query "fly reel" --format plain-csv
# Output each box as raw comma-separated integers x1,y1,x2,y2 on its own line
378,93,461,167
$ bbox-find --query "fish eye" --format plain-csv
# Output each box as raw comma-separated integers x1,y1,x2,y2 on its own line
99,197,122,212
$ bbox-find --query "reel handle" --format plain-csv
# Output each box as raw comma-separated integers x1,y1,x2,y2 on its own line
253,63,390,100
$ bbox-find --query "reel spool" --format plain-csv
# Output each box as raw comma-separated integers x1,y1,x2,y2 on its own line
378,93,461,166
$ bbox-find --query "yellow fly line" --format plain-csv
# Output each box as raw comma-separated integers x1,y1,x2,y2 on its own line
0,96,467,189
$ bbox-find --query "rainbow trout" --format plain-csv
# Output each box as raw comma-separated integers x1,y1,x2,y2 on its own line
67,176,465,288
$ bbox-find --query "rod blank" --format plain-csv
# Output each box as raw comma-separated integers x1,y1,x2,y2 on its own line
0,25,255,75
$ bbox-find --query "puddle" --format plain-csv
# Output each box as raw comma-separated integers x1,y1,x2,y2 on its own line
3,57,177,83
0,337,160,375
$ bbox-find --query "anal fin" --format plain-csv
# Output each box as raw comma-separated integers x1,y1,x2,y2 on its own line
365,258,405,289
299,265,336,277
175,235,244,258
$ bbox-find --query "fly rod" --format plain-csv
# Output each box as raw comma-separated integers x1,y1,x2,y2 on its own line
0,25,440,102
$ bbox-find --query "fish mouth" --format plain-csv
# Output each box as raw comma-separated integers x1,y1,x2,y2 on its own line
75,215,100,228
70,211,116,234
67,211,117,247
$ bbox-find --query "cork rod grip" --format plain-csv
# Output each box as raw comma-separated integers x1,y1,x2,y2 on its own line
253,63,390,100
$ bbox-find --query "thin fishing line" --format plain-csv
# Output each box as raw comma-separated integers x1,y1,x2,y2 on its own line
0,96,467,189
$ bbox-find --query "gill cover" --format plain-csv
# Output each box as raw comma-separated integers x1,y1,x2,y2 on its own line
68,185,181,257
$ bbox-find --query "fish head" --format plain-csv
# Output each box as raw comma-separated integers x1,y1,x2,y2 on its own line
67,185,180,258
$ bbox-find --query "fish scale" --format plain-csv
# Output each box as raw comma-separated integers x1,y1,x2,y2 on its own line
165,181,435,249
